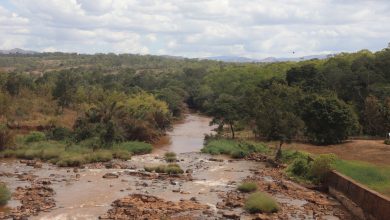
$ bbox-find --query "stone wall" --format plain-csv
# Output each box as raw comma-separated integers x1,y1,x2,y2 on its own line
326,171,390,220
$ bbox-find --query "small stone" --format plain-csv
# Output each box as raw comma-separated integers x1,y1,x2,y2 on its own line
103,173,119,179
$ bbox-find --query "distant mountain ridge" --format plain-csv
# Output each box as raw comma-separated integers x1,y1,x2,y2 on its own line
0,48,333,63
0,48,38,55
204,54,333,63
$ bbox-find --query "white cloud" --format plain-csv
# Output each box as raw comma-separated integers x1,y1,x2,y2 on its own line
0,0,389,58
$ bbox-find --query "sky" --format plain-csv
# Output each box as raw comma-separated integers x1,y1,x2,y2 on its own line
0,0,389,58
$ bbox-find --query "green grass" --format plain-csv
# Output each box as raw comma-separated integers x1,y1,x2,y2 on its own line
0,139,152,167
201,139,270,158
238,182,258,193
144,163,184,175
333,160,390,197
164,152,177,162
244,192,280,213
0,184,11,206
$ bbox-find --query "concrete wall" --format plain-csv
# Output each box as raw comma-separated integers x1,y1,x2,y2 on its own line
326,171,390,220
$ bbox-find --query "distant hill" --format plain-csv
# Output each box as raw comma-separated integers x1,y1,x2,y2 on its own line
203,56,258,63
0,48,38,55
204,54,333,63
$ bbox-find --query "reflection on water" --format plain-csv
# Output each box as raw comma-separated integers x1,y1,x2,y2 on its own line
153,113,215,154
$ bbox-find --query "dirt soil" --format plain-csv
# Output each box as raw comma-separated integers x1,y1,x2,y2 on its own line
275,140,390,166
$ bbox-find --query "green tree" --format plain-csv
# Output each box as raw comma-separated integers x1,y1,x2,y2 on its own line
252,83,304,159
363,96,384,136
301,95,359,145
207,94,242,139
52,71,80,109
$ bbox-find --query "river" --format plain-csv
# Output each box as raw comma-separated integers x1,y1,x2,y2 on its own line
153,113,216,154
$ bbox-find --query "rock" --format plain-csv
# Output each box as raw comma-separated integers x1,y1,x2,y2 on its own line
222,210,240,219
209,158,224,162
99,194,209,219
33,162,42,168
73,168,79,173
256,213,271,220
103,173,119,179
185,169,193,174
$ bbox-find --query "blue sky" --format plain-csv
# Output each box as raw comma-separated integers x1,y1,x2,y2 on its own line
0,0,389,58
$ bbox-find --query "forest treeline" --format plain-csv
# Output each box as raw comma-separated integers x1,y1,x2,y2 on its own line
0,48,390,149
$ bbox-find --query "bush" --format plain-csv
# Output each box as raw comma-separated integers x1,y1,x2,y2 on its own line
238,182,258,192
0,184,11,206
47,127,73,141
164,152,177,162
114,141,152,155
165,164,184,174
25,132,46,143
309,154,336,183
385,139,390,145
244,192,280,213
287,157,310,177
144,164,184,175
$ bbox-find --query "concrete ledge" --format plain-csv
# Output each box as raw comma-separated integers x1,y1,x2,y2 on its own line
326,171,390,220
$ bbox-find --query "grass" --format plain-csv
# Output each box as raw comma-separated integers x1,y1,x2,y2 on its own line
244,192,280,213
164,152,177,162
201,139,270,158
0,184,11,206
238,182,258,193
0,139,152,167
144,163,184,175
333,160,390,197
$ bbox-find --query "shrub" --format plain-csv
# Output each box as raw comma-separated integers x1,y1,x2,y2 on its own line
238,182,258,192
114,141,152,155
385,139,390,145
309,154,337,183
47,127,73,141
0,184,11,206
144,164,184,175
287,157,310,177
244,192,280,213
25,132,46,143
164,152,177,162
165,164,184,174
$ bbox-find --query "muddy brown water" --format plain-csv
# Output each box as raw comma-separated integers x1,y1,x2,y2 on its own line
0,113,259,219
0,113,345,219
153,113,216,154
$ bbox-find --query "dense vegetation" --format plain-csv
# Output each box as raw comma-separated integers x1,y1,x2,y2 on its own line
1,47,390,164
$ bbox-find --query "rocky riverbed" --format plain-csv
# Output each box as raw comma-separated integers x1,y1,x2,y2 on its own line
0,152,351,219
0,114,352,219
